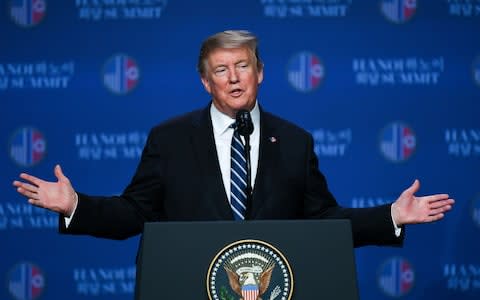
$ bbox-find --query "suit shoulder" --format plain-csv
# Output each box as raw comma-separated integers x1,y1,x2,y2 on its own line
263,111,311,138
149,108,204,137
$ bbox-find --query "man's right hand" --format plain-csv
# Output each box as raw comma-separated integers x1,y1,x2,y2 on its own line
13,164,78,217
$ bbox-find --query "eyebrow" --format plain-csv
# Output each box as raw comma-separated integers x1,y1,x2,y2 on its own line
213,60,249,68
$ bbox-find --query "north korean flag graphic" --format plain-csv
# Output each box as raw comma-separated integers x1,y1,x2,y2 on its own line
287,51,324,92
10,0,46,27
103,54,140,94
10,127,46,167
8,263,45,300
381,0,416,23
380,122,416,162
378,257,414,297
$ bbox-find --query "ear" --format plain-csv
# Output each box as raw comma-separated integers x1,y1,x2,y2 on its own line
257,67,264,85
200,76,211,94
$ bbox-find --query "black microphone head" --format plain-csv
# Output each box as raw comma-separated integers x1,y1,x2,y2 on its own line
236,109,254,136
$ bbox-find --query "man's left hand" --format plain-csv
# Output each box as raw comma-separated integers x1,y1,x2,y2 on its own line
391,179,455,226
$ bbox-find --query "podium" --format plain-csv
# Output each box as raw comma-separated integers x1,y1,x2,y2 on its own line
135,220,359,300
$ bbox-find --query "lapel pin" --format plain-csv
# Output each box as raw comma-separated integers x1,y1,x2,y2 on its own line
269,136,277,143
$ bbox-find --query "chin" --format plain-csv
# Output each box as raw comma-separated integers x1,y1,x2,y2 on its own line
232,100,254,110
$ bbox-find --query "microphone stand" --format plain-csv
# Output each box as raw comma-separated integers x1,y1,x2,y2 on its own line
243,135,252,219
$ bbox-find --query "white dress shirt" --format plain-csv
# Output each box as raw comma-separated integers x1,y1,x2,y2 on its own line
210,101,260,204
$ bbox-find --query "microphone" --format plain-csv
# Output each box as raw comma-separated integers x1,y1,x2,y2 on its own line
235,109,254,137
235,109,253,219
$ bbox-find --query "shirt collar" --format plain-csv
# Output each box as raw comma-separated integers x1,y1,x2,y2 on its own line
210,101,260,135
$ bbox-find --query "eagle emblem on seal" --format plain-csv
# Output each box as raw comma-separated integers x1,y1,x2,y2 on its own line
207,240,294,300
225,259,274,300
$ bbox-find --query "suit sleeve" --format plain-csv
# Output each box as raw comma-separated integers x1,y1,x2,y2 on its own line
59,127,165,240
302,133,404,248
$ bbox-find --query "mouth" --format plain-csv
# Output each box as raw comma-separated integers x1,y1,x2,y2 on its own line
230,88,243,97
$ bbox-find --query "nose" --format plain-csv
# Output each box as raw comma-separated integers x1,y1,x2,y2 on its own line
229,68,239,83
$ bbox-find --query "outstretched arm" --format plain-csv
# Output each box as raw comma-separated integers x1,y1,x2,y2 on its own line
391,179,455,226
13,162,156,240
13,164,77,217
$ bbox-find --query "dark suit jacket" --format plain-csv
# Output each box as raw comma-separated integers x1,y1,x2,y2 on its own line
62,105,403,247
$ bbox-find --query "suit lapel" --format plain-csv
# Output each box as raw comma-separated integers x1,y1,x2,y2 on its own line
190,106,233,220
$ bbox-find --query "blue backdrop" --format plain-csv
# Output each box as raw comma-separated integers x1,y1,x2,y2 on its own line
1,1,479,299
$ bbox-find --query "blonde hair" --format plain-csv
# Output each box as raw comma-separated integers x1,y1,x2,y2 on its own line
197,30,263,75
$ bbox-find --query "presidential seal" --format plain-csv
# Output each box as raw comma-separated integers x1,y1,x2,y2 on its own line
207,239,294,300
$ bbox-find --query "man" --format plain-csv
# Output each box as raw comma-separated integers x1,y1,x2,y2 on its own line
13,30,454,247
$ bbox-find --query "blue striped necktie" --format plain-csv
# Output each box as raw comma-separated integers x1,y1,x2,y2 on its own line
230,124,247,220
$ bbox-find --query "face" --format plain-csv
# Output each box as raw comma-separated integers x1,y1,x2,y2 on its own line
201,47,263,118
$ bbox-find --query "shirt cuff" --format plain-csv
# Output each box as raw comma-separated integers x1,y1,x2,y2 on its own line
391,213,402,237
64,192,78,228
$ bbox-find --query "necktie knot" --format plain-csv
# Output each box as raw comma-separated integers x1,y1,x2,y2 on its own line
230,122,239,132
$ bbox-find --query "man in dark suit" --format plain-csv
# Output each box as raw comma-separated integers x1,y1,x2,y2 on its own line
13,30,454,248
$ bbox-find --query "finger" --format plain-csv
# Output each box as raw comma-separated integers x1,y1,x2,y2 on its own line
419,194,450,203
429,205,452,216
15,185,31,198
402,179,420,196
13,181,38,193
12,180,22,187
28,198,60,213
19,173,44,186
425,213,444,223
429,199,455,209
28,198,44,208
55,164,69,183
54,164,63,179
17,187,39,200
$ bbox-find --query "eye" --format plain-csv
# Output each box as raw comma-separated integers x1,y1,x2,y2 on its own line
214,67,227,76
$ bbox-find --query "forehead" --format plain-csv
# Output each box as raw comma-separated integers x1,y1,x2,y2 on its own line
206,47,253,66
